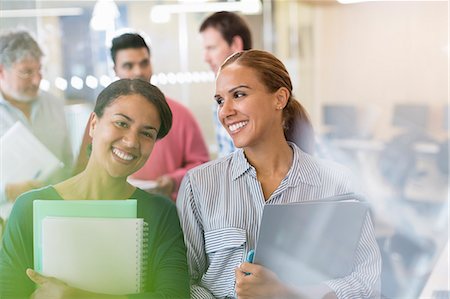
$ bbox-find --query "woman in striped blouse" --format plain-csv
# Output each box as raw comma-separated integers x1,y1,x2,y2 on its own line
177,50,381,299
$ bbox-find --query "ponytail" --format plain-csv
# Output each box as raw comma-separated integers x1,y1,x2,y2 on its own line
284,98,315,155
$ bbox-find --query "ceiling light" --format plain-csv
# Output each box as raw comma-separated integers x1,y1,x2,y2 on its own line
337,0,390,3
0,8,83,18
55,77,68,91
71,76,84,90
39,79,50,91
90,0,120,31
150,0,262,23
85,75,99,89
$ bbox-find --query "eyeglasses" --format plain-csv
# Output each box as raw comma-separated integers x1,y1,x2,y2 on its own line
13,68,43,80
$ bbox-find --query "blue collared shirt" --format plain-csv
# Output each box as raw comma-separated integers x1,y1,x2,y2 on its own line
177,143,381,299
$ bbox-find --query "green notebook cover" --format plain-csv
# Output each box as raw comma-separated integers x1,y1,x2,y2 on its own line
33,200,137,272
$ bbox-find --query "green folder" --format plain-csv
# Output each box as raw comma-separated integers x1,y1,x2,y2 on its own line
33,200,137,272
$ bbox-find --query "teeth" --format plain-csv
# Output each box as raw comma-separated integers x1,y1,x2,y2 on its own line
229,121,248,132
112,148,135,161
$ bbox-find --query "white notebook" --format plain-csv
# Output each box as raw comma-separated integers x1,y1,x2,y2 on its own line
41,217,148,295
0,121,63,184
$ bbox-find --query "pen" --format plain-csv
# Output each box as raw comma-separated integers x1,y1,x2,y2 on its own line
244,249,254,276
33,170,42,180
246,249,254,263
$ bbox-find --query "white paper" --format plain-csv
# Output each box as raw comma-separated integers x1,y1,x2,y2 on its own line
41,217,146,295
0,121,63,184
127,177,158,190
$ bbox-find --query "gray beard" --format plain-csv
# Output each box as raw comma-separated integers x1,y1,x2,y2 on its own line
11,90,38,103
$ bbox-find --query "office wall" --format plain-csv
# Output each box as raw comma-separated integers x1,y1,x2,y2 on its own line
311,1,448,138
273,1,447,139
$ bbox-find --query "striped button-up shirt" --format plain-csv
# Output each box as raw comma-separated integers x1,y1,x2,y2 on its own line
177,143,381,299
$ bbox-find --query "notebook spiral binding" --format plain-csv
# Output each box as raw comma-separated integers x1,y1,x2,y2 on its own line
136,221,149,293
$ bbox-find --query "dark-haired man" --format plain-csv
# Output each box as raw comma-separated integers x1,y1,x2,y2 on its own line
199,11,252,157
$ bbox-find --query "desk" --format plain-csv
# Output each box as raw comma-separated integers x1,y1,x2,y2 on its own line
329,138,384,152
419,242,449,298
329,138,440,155
414,142,440,155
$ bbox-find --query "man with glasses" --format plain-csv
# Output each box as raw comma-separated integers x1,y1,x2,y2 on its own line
0,30,72,203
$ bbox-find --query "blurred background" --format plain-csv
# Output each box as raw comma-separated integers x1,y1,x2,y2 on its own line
1,0,448,298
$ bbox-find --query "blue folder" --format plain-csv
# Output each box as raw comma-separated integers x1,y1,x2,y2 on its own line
254,193,369,286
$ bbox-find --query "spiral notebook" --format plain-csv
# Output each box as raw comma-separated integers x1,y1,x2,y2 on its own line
41,217,148,295
33,199,137,272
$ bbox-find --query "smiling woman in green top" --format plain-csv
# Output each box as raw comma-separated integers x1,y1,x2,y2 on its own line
0,79,189,299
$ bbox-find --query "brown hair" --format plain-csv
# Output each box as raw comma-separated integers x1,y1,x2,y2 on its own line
199,11,252,50
220,50,315,154
95,79,172,139
110,33,150,64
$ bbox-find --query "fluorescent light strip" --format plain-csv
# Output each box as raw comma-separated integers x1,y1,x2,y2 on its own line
151,0,261,23
336,0,447,3
1,8,83,18
153,1,260,14
42,71,214,91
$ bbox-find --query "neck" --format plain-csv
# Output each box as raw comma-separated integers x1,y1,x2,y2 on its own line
244,137,294,201
244,138,293,178
55,167,135,200
1,90,33,119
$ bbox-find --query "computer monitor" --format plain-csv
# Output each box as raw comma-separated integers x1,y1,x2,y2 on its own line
322,104,358,138
392,104,428,131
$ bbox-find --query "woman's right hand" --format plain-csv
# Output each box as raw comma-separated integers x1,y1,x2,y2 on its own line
27,269,75,299
235,262,301,299
26,269,128,299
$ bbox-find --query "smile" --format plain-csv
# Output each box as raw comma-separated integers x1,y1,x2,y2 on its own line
228,121,248,133
112,147,136,161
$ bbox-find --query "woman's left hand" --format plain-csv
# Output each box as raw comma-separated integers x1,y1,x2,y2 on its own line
235,263,303,299
26,269,75,299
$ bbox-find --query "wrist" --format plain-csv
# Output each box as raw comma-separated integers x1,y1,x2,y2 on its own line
159,175,175,193
166,176,175,193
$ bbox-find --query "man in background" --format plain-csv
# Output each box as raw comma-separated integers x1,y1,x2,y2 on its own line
74,33,209,200
0,30,72,203
199,11,252,157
